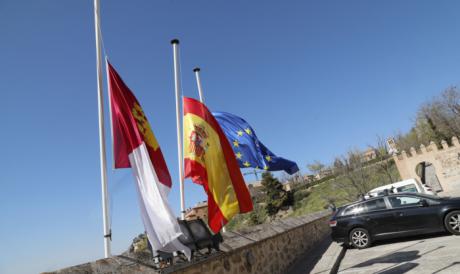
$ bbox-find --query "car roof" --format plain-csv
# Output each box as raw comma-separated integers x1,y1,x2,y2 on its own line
340,192,429,209
368,179,420,193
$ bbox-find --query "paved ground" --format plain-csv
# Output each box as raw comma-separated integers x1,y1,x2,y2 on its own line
338,233,460,274
288,236,341,274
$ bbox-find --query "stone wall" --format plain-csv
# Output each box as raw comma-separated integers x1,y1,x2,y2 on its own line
393,136,460,194
44,211,331,274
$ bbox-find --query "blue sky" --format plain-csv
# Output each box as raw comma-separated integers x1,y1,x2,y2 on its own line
2,1,460,273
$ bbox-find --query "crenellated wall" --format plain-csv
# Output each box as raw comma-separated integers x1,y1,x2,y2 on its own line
393,136,460,194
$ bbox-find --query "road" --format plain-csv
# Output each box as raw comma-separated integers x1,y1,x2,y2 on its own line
338,233,460,274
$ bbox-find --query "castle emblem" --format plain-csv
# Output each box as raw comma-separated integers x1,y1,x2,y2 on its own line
131,103,159,150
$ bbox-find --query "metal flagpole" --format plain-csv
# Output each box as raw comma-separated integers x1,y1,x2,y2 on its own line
171,39,186,220
192,67,226,233
93,0,111,257
193,68,204,104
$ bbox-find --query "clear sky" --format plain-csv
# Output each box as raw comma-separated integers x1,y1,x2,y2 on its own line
2,1,460,273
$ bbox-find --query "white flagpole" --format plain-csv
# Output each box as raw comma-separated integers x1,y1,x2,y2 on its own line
192,67,226,233
193,67,204,104
93,0,111,257
171,39,186,220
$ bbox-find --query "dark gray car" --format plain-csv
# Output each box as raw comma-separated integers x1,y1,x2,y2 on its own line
329,193,460,249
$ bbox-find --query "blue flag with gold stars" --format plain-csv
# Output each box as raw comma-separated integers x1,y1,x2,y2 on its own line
213,111,299,175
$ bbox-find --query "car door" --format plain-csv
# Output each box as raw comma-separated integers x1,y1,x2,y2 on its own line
359,198,394,237
386,195,440,233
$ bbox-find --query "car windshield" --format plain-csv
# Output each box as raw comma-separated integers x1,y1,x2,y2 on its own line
396,184,417,193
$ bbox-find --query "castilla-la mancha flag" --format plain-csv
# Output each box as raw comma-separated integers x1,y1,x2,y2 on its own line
107,61,189,257
183,97,253,233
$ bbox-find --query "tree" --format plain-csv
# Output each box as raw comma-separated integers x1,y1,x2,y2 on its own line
370,136,396,184
333,157,345,170
307,160,325,175
261,172,289,217
333,150,372,202
248,204,267,225
395,87,460,151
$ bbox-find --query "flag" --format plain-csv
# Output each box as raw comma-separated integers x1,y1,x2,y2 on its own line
183,97,253,233
107,61,190,258
213,111,299,175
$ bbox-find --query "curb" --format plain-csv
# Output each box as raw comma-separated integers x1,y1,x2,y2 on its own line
329,245,347,274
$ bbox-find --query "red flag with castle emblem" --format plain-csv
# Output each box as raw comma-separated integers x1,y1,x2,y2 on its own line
107,61,190,257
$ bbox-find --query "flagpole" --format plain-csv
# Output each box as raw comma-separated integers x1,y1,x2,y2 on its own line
93,0,111,257
193,68,204,104
192,67,226,233
171,39,186,220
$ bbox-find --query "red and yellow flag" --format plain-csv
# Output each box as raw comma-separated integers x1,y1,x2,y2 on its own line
183,97,253,233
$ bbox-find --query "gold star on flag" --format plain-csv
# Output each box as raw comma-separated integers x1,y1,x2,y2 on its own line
237,130,244,136
265,155,272,162
235,152,242,159
263,165,269,170
245,128,252,135
233,140,239,147
243,161,251,167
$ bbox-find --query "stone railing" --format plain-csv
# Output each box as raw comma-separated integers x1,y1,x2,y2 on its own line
44,211,331,274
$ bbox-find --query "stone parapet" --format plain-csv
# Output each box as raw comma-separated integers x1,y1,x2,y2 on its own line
44,211,331,274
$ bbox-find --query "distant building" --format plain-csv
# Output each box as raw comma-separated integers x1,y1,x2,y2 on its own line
282,181,294,191
247,180,265,199
303,174,315,183
184,201,208,221
361,148,378,162
387,138,398,155
314,168,333,180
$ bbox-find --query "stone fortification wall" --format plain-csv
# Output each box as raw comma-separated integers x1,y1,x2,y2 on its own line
44,211,331,274
393,136,460,193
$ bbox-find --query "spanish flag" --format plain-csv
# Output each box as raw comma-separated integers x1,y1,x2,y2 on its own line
183,97,253,233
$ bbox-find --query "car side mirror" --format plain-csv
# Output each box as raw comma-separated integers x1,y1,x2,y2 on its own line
419,199,429,207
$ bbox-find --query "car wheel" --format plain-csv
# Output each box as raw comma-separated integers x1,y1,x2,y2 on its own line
349,228,371,249
445,210,460,235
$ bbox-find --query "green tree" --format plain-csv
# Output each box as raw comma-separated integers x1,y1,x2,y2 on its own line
261,172,289,217
248,204,267,225
395,87,460,151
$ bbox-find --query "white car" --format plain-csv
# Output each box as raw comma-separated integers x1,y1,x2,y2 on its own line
366,179,435,198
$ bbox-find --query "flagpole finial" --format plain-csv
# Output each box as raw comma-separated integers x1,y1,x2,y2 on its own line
193,67,200,72
171,39,180,45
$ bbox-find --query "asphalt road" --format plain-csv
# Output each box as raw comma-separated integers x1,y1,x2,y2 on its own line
338,233,460,274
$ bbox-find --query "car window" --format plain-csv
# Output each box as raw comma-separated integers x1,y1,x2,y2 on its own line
342,204,365,216
396,184,418,193
388,196,421,208
364,198,387,212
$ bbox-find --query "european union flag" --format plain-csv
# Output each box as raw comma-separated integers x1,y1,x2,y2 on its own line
213,111,299,175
